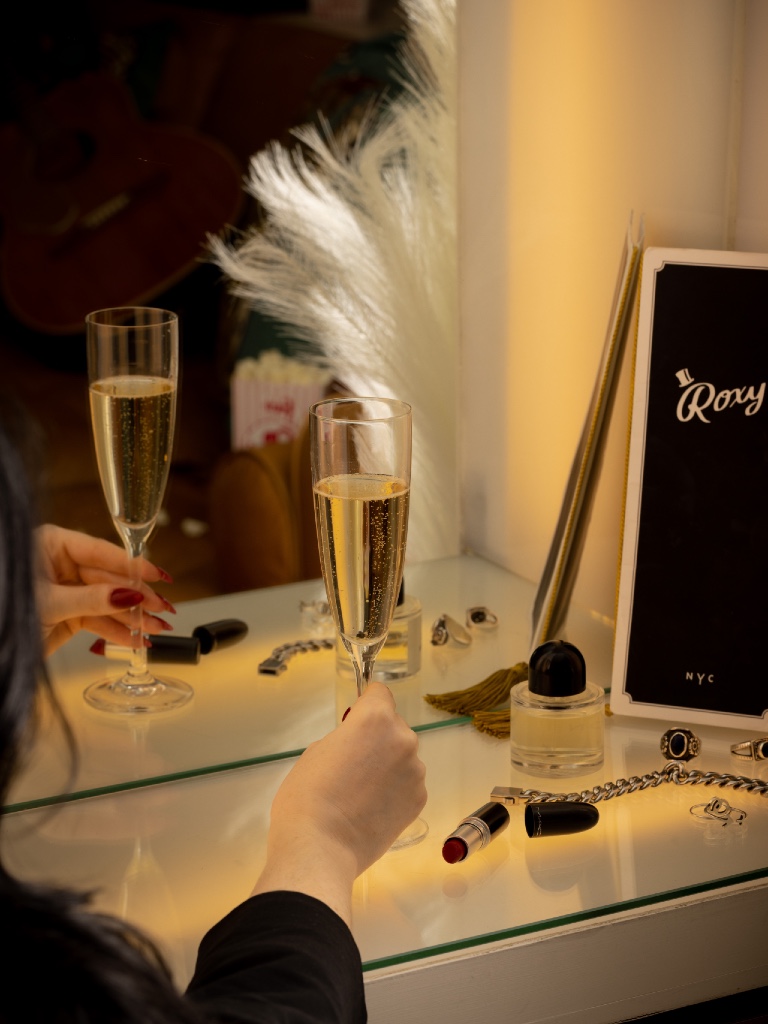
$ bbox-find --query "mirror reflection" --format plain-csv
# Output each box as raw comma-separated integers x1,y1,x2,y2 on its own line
1,0,406,602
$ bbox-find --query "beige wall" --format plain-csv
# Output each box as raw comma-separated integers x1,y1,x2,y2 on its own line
458,0,767,638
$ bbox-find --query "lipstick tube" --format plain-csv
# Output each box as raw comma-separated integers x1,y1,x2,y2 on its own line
490,786,600,838
91,619,248,664
95,635,202,664
442,801,510,863
523,801,599,838
192,619,249,654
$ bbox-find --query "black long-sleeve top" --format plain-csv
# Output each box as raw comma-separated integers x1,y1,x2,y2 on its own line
186,891,367,1024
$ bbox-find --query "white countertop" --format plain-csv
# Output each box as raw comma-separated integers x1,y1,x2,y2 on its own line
4,555,767,1022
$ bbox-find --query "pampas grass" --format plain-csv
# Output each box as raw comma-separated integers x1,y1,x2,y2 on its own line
211,0,459,563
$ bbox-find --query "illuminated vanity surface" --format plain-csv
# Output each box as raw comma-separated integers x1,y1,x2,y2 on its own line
9,554,614,808
3,556,767,1022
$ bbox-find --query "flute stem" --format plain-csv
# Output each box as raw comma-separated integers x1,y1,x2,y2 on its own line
125,538,150,685
345,638,385,698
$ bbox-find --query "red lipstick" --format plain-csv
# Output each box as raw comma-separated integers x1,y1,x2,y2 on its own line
442,801,510,863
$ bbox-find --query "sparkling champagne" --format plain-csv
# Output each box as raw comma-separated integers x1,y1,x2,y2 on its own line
313,473,409,647
90,375,176,530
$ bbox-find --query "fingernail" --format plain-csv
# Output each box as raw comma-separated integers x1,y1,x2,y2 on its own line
154,618,174,632
155,566,174,584
160,596,177,614
89,639,106,655
110,588,145,609
342,706,351,722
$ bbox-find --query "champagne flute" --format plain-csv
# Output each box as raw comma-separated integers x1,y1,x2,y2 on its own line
310,397,427,848
84,307,192,713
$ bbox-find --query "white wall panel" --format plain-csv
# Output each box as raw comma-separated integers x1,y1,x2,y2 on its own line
458,0,765,633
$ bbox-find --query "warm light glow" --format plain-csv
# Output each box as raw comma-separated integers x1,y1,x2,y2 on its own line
460,0,744,617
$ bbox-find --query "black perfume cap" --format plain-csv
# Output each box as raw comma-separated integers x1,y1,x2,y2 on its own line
192,619,249,655
528,640,586,697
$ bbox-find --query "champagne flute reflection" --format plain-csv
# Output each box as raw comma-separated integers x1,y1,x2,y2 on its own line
117,830,188,984
84,307,192,713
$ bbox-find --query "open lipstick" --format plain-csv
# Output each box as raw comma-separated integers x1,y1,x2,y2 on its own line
442,801,510,864
89,619,248,665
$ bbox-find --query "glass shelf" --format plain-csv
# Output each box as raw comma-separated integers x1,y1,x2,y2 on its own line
10,555,613,809
3,710,767,993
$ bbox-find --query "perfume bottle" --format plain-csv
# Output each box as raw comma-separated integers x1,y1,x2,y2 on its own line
509,640,604,777
336,580,422,681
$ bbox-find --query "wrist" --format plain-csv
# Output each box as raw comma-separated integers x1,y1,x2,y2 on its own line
252,826,359,926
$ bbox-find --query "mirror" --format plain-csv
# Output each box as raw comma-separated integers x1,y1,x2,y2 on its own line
0,0,406,602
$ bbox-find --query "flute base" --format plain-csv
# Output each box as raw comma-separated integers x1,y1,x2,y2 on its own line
390,816,429,851
84,673,193,714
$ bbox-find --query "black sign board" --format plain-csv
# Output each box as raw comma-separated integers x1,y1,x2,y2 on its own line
612,248,768,729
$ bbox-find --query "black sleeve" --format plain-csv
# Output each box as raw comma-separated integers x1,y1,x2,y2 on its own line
185,891,367,1024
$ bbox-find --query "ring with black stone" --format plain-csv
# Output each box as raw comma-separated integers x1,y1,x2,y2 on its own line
730,737,768,761
660,727,701,762
466,606,499,630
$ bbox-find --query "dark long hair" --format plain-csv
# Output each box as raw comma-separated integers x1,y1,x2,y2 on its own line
0,400,204,1023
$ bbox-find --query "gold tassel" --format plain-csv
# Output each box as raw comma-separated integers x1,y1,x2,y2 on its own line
424,662,528,717
472,708,511,738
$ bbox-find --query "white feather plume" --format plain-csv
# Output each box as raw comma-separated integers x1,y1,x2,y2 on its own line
211,0,459,563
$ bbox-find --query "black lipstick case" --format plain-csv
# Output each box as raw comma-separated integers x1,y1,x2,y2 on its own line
145,619,249,663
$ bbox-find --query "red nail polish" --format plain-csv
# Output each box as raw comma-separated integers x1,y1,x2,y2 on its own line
161,596,177,614
156,567,174,584
342,707,351,722
89,639,106,655
110,588,145,609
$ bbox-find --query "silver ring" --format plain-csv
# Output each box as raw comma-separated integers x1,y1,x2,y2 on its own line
660,727,701,762
430,614,472,647
730,737,768,761
690,797,746,825
466,606,499,630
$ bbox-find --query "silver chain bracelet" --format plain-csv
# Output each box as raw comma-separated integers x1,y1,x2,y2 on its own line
258,638,334,675
492,761,768,807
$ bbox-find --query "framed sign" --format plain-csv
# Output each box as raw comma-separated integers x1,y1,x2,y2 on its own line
611,247,768,729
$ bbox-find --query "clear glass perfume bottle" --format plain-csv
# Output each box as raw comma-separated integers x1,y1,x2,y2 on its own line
509,640,604,777
336,580,421,681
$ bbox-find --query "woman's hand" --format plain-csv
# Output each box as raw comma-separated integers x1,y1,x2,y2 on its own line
35,525,175,656
253,683,427,924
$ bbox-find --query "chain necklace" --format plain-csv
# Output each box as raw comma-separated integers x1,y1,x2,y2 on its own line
513,761,768,805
